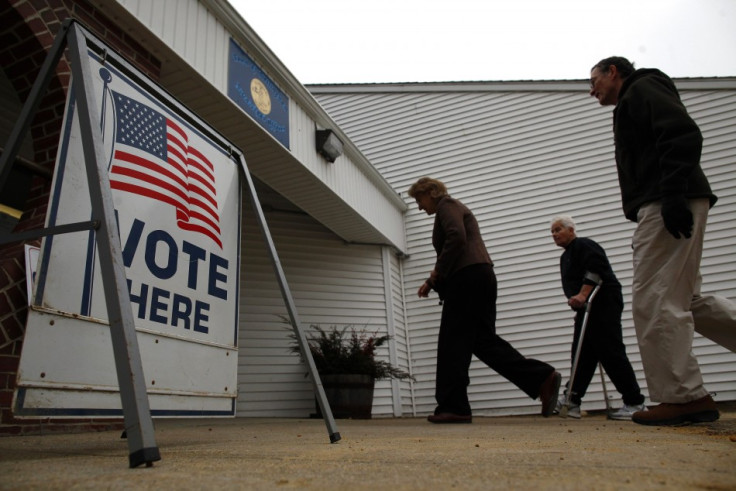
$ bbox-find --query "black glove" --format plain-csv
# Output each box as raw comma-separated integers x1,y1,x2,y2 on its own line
661,195,693,239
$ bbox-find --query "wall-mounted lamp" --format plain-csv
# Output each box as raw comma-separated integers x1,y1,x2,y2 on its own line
315,129,343,163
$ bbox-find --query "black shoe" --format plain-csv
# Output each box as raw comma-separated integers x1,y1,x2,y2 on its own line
427,413,472,424
540,371,562,417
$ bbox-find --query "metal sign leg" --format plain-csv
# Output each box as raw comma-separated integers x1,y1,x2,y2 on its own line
238,157,341,443
67,23,160,467
0,22,70,191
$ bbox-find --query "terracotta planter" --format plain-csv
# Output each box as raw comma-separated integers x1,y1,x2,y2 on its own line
313,374,375,419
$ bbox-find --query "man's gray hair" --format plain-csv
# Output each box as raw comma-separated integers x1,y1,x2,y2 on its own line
551,215,576,230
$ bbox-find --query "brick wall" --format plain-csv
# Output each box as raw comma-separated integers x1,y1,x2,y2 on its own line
0,0,160,435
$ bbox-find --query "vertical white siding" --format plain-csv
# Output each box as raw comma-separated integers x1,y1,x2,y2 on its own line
313,82,736,416
118,0,229,89
380,247,415,416
236,198,410,417
392,252,417,415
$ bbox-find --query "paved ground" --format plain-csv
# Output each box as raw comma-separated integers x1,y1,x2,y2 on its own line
1,408,735,490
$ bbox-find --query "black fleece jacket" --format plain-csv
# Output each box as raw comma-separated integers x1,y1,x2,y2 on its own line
613,68,717,221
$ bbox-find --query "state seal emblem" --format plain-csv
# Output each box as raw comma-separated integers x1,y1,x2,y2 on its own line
250,78,271,115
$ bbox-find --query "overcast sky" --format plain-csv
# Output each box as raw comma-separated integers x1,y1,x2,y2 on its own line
230,0,736,84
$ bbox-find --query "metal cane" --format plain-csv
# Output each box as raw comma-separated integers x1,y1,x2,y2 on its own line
560,281,602,418
598,363,612,415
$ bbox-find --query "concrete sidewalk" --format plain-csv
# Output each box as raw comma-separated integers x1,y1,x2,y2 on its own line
1,409,735,490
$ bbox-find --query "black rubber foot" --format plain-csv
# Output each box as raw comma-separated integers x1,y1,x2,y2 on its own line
129,447,161,468
329,432,341,443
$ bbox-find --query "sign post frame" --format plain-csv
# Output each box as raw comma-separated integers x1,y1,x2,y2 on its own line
65,22,161,468
0,19,160,468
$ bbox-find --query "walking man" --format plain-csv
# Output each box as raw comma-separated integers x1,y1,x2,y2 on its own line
550,215,645,420
589,56,736,425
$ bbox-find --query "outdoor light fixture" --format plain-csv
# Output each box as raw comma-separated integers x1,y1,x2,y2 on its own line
315,128,343,163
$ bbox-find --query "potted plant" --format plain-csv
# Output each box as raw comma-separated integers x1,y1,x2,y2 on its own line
288,323,413,419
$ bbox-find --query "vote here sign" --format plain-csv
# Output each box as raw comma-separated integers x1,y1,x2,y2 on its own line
15,46,241,417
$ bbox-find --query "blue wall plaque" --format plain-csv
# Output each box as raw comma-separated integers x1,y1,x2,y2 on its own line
228,38,289,148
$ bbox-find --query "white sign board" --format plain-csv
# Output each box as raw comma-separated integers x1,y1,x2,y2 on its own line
15,48,241,417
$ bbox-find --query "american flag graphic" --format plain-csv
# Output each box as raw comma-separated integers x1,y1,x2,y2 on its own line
109,91,222,248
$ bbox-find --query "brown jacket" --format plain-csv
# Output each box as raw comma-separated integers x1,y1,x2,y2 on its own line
430,196,492,291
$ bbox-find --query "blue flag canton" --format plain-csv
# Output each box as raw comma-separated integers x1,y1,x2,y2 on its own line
113,91,167,160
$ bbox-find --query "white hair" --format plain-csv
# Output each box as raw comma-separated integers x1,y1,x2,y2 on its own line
550,215,576,230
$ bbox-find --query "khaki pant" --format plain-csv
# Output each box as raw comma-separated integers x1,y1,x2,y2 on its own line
632,198,736,403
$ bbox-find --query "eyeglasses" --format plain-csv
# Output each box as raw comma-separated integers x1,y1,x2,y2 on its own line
590,66,613,89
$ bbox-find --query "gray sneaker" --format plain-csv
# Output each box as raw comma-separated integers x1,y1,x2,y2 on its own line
562,403,581,419
554,394,581,418
609,403,647,421
553,395,565,415
555,400,581,419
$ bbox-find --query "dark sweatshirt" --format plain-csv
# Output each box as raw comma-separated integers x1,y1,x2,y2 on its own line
613,68,717,222
560,237,620,300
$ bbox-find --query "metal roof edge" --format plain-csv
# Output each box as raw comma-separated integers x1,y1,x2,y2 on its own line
307,77,736,93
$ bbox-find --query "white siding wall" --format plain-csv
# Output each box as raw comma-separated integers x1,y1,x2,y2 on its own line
236,199,410,417
381,247,415,416
312,81,736,416
120,0,229,89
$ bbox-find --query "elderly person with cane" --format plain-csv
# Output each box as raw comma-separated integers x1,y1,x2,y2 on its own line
550,215,646,419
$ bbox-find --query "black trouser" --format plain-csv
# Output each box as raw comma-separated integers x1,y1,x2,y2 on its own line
434,264,555,415
567,287,644,406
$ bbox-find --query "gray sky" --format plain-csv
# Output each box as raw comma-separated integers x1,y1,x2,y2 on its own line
231,0,736,84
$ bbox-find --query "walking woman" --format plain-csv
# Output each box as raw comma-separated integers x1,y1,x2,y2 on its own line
408,177,561,423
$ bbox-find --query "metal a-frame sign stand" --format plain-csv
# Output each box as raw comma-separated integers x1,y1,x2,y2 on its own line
237,156,341,445
0,19,340,468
